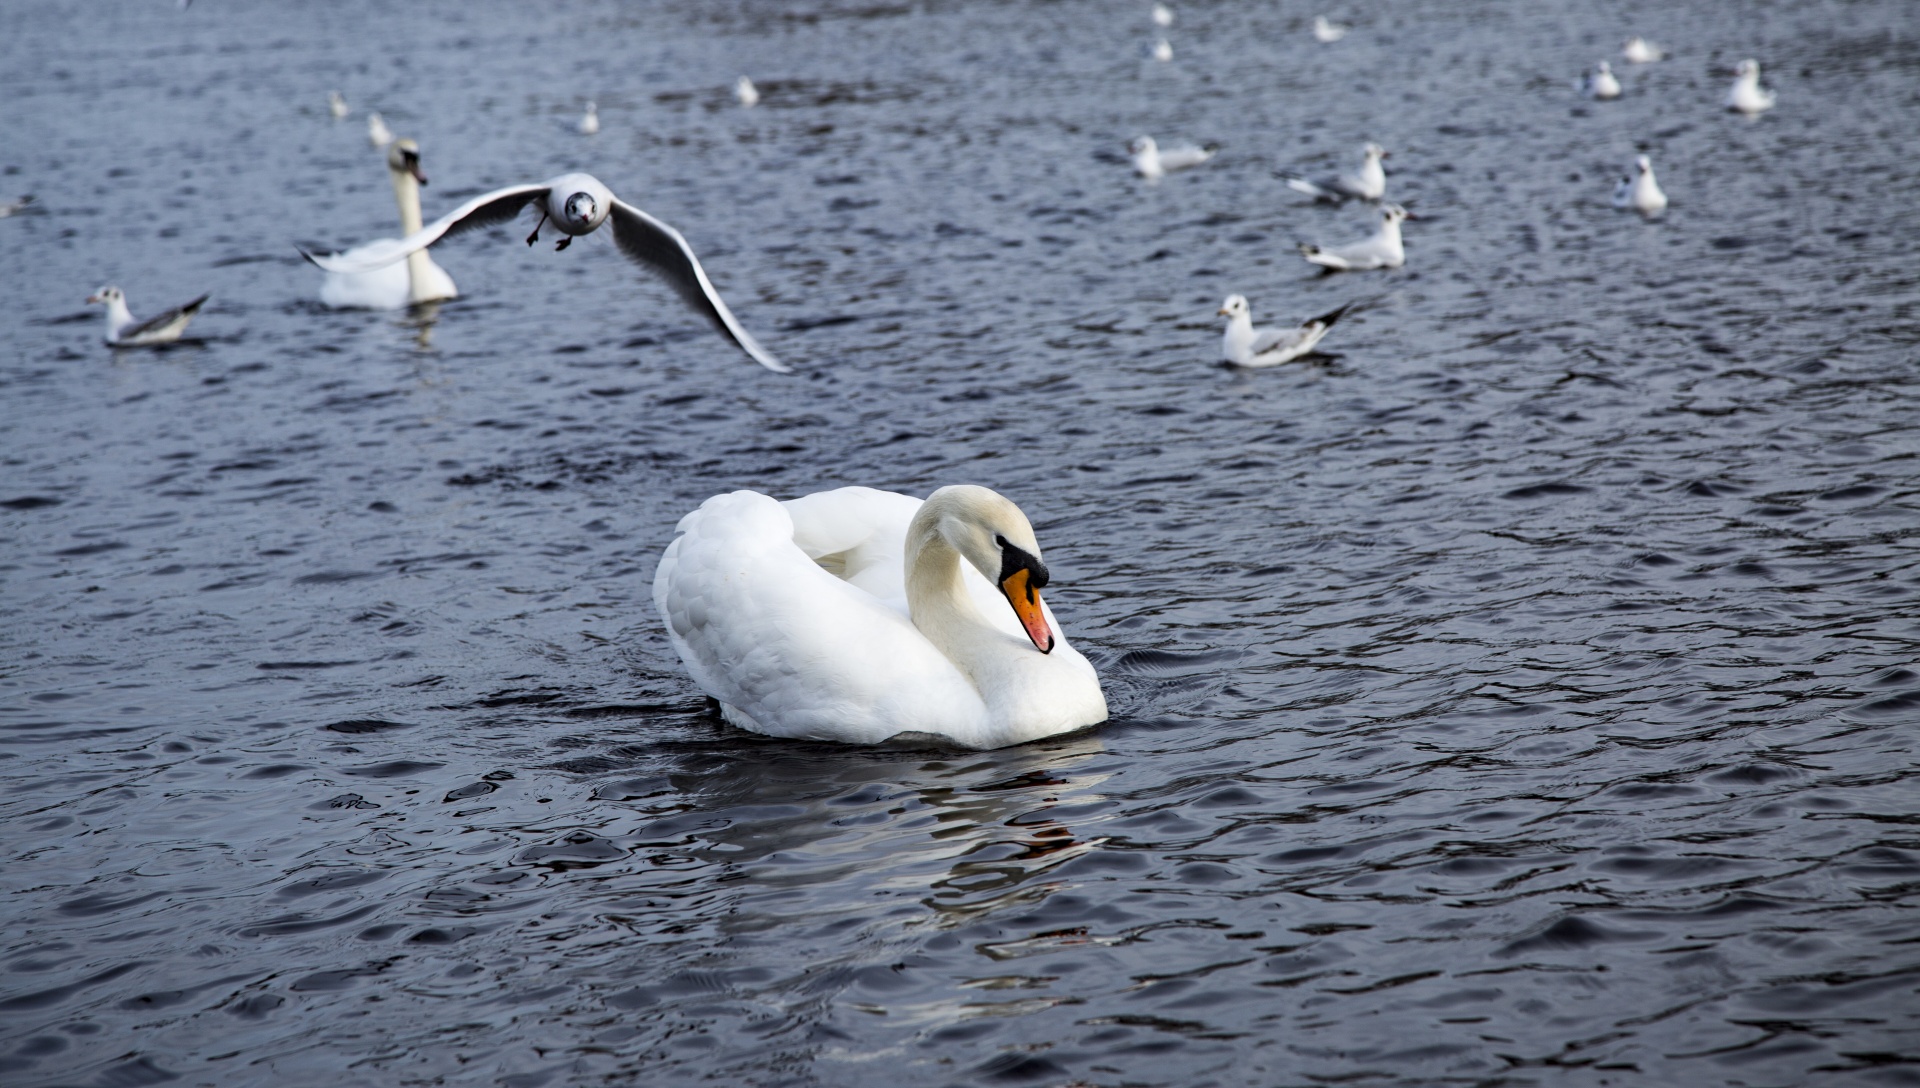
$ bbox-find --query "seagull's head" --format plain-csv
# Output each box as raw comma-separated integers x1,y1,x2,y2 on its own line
1735,59,1759,78
1218,294,1249,319
86,286,122,306
1382,203,1411,223
388,139,427,185
561,191,600,231
1634,154,1653,174
1363,142,1387,161
1597,60,1613,75
1128,136,1156,156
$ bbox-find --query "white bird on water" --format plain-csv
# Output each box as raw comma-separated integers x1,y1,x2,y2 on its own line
654,484,1106,749
1579,60,1622,100
578,101,600,135
1299,204,1411,271
736,76,760,108
1726,59,1775,115
1282,142,1387,203
1313,16,1349,43
86,287,208,347
0,194,34,218
1622,37,1665,64
301,173,789,373
1152,3,1173,28
315,139,458,310
328,91,349,119
1129,136,1214,182
1611,154,1668,218
1217,294,1353,367
367,112,394,147
1151,38,1173,62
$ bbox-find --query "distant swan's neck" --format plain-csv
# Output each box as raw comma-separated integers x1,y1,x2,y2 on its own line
390,167,435,303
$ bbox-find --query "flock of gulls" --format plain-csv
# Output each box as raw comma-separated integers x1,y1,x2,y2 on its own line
37,9,1784,748
1127,18,1778,372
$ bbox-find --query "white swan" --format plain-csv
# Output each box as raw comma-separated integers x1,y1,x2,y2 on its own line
654,485,1108,749
317,139,458,310
86,286,208,346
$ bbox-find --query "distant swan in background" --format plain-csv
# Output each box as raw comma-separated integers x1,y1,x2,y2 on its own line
654,485,1108,748
316,139,457,310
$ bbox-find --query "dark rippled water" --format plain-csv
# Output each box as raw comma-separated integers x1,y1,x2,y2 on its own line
5,1,1919,1084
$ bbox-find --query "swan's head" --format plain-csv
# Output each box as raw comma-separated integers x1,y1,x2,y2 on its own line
1363,142,1387,161
919,484,1056,654
1218,294,1250,319
86,286,123,305
1129,136,1157,156
387,139,426,184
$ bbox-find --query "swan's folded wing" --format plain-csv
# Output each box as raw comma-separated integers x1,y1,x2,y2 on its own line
302,183,550,274
608,198,791,374
653,491,985,743
782,487,921,614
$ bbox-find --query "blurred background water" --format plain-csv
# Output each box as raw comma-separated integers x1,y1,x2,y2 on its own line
2,1,1918,1085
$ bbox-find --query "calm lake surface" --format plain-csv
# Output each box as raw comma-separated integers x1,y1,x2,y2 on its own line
3,1,1918,1085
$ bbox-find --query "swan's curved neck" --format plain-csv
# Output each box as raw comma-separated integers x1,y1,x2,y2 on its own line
389,167,435,303
904,518,1018,694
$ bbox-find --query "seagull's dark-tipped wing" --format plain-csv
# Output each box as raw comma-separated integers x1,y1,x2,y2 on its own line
118,294,208,340
606,198,790,374
301,183,551,274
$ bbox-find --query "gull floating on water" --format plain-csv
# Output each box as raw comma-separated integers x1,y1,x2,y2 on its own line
1129,136,1214,182
1313,16,1349,43
86,286,208,346
316,139,458,310
578,101,600,135
1150,38,1174,62
301,173,788,373
1218,294,1353,367
1299,204,1410,271
1152,3,1173,27
328,91,349,119
1579,60,1622,100
0,194,34,218
1726,59,1775,114
367,112,394,148
1282,142,1387,203
736,76,759,108
1611,154,1668,218
1622,37,1665,63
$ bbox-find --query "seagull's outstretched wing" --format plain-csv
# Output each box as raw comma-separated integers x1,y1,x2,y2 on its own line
301,183,552,274
607,198,790,374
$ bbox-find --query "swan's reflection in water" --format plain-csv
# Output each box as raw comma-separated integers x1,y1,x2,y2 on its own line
563,729,1113,1031
403,300,442,349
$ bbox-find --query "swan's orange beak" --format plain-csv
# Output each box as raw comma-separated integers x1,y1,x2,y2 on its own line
1000,567,1055,654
